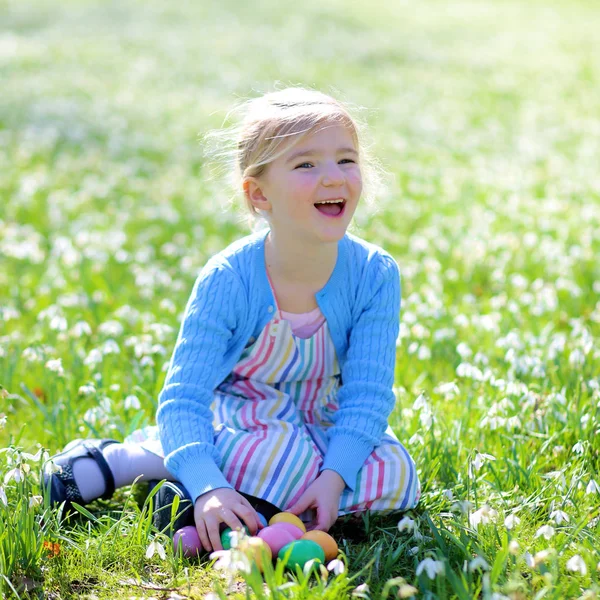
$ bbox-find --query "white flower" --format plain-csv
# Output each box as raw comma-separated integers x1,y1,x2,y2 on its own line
586,479,599,495
124,395,141,410
352,583,370,598
78,383,96,396
4,467,23,484
70,321,92,338
84,348,103,367
469,505,498,529
210,549,251,574
101,339,120,355
434,381,459,399
0,486,7,506
45,358,64,376
508,540,520,555
549,510,569,525
416,558,445,579
29,495,43,508
473,452,496,471
534,525,555,540
0,413,6,429
572,441,585,454
468,556,490,572
397,516,416,533
145,540,166,560
504,514,520,530
327,559,346,575
566,554,587,575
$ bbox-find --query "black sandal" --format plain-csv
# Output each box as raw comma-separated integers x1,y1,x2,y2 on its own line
43,438,119,512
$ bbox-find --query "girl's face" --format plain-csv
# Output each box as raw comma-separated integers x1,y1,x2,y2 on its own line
245,123,363,245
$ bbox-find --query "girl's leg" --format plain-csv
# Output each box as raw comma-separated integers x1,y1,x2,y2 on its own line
72,443,176,503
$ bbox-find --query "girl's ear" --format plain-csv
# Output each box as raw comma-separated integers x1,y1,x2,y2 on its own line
243,178,272,212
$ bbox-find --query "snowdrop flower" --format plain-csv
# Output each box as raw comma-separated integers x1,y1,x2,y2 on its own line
534,525,555,540
145,539,166,560
327,559,346,575
566,554,587,575
472,452,496,471
586,479,599,495
451,500,473,514
45,358,64,376
210,548,251,575
469,505,498,528
572,441,585,454
469,556,490,572
434,381,459,399
101,339,120,355
0,413,6,429
549,509,569,524
78,383,96,396
525,549,553,568
351,583,370,597
84,348,103,367
397,516,416,533
29,495,43,508
504,513,520,530
416,558,445,579
508,540,520,555
4,467,24,484
70,320,92,338
0,486,7,506
124,395,141,410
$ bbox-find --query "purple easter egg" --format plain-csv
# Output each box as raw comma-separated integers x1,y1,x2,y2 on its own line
268,522,304,540
173,526,203,558
257,525,296,555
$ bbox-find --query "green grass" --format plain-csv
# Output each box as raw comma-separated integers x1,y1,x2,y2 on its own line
1,0,600,597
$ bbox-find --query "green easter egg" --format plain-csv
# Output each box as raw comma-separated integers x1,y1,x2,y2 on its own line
277,539,325,569
221,525,250,550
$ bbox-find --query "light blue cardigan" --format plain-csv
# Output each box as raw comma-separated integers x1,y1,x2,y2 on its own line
156,227,401,504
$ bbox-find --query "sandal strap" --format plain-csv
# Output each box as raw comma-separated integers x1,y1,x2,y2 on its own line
83,441,116,500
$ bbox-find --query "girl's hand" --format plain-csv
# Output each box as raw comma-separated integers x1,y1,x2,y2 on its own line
194,487,261,552
287,470,346,532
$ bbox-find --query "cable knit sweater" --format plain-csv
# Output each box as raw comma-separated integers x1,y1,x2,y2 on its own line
156,227,401,503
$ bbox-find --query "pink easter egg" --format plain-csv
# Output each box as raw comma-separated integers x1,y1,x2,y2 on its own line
173,526,203,558
268,522,304,540
257,526,296,555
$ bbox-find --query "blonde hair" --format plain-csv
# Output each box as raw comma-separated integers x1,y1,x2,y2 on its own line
202,85,385,226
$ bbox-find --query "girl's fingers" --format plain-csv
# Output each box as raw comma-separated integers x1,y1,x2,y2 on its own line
236,501,259,534
221,508,246,536
195,519,212,553
206,519,223,552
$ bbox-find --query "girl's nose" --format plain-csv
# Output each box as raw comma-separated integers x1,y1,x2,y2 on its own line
322,163,345,186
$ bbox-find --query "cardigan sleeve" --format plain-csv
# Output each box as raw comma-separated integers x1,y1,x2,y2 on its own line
320,254,401,490
156,260,245,503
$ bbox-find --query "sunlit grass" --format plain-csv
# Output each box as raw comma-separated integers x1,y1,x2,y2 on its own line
1,0,600,597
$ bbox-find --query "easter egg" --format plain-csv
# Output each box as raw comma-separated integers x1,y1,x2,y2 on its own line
301,531,338,561
269,512,306,533
268,522,304,540
257,525,297,555
221,525,250,550
257,512,269,528
173,526,203,558
238,536,272,572
277,539,325,570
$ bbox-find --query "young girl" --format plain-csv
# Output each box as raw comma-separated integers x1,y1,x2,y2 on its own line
44,87,420,553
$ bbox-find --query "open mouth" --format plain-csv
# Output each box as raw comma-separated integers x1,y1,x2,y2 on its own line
314,199,346,217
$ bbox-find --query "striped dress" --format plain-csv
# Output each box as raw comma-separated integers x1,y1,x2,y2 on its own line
127,283,420,515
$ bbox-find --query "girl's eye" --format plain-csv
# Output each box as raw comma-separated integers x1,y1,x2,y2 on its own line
295,159,356,169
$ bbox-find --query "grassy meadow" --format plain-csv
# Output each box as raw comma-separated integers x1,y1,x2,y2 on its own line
1,0,600,597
